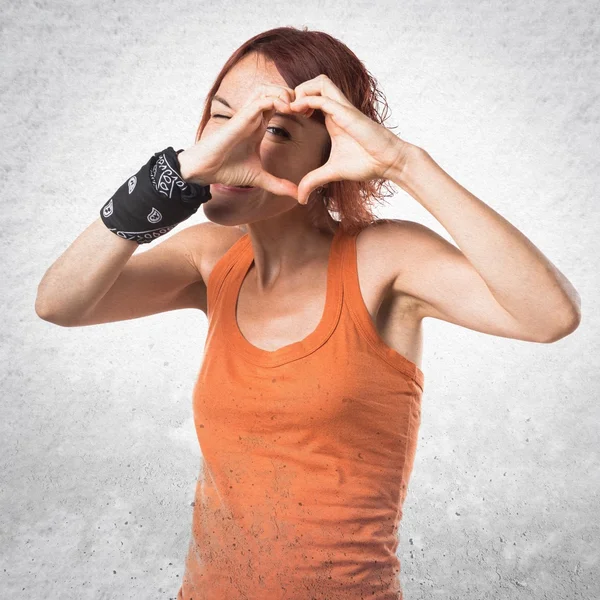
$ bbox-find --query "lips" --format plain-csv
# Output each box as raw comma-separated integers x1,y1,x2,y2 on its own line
212,183,257,194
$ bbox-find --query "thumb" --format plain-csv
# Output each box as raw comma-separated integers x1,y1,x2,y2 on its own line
254,171,299,200
296,166,335,205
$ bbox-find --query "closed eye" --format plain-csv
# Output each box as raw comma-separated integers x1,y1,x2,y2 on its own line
211,114,290,138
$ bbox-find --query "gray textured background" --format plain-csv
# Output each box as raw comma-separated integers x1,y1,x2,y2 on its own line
2,1,598,598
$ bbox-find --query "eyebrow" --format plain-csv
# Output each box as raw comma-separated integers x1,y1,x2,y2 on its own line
212,94,305,127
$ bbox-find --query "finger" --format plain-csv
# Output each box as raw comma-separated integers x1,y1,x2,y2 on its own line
252,84,310,119
237,96,282,133
258,84,295,107
257,88,306,124
274,97,313,120
291,95,360,132
290,94,336,121
296,164,338,205
253,170,299,200
274,85,296,101
290,94,331,112
293,75,352,108
249,83,293,102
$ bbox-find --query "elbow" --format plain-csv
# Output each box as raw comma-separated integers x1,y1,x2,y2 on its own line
35,298,74,327
540,308,581,343
35,297,52,322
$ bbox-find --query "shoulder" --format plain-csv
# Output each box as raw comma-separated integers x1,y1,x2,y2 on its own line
355,218,436,253
190,222,247,279
171,222,245,279
370,217,458,262
362,217,434,237
356,218,444,310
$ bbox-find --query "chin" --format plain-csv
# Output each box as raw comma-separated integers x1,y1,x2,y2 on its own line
202,203,247,227
203,195,294,227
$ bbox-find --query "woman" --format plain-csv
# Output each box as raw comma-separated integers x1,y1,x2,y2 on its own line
36,27,581,600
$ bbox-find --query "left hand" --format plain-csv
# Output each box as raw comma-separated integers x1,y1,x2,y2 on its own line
279,74,414,204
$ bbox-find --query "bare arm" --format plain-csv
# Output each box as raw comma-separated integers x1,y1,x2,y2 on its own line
35,218,139,325
35,217,208,327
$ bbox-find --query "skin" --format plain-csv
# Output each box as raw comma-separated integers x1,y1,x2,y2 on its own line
200,52,340,293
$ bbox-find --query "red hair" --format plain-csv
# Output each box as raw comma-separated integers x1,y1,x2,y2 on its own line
194,26,399,236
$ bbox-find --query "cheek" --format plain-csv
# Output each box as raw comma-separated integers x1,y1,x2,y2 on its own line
262,152,310,184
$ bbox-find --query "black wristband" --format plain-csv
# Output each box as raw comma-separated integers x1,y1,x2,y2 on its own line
99,146,212,244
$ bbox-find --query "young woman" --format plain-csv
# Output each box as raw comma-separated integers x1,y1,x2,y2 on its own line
36,26,581,600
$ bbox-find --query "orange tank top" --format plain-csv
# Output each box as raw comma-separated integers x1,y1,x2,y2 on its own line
177,225,425,600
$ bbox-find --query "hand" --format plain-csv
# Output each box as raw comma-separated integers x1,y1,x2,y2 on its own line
182,85,309,198
283,74,415,204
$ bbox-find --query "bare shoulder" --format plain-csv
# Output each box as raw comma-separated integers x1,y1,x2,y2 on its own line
359,218,441,264
359,217,432,241
356,218,435,309
198,223,247,280
353,218,428,267
180,222,246,312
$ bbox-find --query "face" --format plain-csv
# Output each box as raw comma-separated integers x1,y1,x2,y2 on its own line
200,52,330,227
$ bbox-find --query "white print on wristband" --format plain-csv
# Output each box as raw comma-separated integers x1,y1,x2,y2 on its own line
150,153,188,199
102,198,114,217
108,224,176,243
147,207,163,224
128,176,137,194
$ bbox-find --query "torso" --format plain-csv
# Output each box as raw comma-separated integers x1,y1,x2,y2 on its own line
193,222,424,370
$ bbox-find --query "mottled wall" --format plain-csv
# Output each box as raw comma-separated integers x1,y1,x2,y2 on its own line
1,0,597,598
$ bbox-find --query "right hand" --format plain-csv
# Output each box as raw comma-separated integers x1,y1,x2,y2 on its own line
178,85,312,200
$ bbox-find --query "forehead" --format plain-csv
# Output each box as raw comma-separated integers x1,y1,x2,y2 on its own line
217,53,287,100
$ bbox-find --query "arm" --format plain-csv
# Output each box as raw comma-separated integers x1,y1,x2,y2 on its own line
35,218,208,327
385,148,581,343
35,218,139,326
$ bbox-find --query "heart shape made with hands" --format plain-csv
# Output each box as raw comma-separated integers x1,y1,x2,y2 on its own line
276,74,413,205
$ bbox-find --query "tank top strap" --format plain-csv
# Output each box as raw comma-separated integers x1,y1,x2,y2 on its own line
338,226,425,390
338,226,368,310
206,233,250,321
